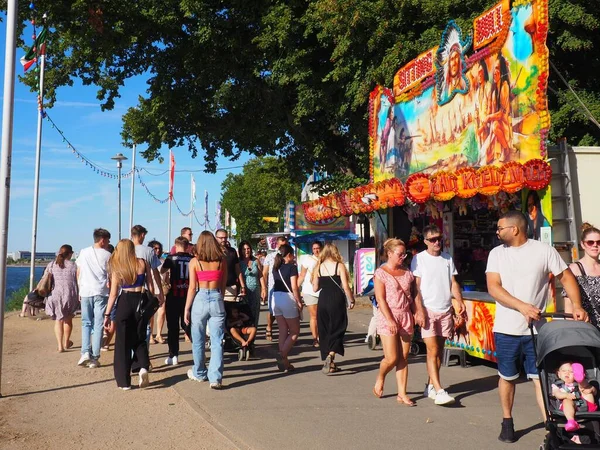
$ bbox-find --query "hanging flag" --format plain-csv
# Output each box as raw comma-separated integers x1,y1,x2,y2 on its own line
169,151,175,200
204,190,208,215
231,217,237,236
225,209,230,227
20,27,48,72
191,175,197,205
215,202,222,229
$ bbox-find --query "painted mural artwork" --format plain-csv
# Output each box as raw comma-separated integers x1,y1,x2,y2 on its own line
450,300,498,363
372,0,550,183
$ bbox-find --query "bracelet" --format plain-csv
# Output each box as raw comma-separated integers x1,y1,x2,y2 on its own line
104,313,111,318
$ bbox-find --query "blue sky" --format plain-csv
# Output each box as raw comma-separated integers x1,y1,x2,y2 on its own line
0,18,250,254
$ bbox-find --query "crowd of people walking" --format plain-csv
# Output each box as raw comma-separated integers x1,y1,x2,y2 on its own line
22,211,600,445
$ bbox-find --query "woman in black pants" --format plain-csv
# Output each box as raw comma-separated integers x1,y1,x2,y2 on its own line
103,239,159,390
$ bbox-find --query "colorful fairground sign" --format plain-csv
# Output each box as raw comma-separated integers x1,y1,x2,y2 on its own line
303,0,550,223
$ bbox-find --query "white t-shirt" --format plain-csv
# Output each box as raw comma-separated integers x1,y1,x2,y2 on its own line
76,246,111,297
135,245,161,269
264,252,277,292
411,250,457,313
486,239,567,336
299,254,320,297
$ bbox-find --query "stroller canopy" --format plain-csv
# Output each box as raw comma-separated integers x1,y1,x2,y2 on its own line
536,320,600,367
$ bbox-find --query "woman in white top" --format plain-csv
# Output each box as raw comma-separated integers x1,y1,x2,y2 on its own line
297,241,323,348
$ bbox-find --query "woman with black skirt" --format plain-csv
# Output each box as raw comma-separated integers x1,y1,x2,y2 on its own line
103,239,159,390
312,243,355,374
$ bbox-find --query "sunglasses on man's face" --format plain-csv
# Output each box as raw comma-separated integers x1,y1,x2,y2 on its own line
426,236,442,244
585,240,600,247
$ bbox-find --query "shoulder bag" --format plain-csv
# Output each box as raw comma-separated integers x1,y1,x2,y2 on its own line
35,262,54,297
135,263,160,322
323,264,354,308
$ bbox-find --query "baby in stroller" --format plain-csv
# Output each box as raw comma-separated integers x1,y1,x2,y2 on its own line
227,305,257,350
552,362,598,436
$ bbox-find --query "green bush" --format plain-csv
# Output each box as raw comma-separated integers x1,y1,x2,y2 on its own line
6,284,30,312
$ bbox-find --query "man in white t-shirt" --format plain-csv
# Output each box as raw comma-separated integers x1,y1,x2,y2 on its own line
411,224,465,406
131,225,165,306
297,241,323,347
76,228,112,368
486,210,587,443
262,236,288,341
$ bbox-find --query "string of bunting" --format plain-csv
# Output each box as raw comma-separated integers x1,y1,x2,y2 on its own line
45,113,134,180
135,169,169,204
172,196,193,217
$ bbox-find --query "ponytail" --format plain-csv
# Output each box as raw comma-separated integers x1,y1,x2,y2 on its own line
272,244,294,272
55,244,73,269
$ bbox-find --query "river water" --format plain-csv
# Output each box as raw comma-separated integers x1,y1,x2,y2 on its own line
4,266,45,302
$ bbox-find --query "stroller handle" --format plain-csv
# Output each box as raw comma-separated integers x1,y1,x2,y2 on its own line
528,312,573,329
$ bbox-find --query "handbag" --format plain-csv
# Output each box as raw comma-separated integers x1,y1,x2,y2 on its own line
35,262,54,297
136,286,160,323
25,290,46,309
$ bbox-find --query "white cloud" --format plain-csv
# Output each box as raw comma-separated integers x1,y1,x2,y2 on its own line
44,193,103,218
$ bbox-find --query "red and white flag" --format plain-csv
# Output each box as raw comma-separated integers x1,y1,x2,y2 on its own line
169,151,175,200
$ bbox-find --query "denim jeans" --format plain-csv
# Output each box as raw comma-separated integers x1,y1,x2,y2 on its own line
190,289,226,383
80,295,108,359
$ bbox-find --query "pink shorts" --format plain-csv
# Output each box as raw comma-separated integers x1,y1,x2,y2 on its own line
421,308,454,339
376,309,414,337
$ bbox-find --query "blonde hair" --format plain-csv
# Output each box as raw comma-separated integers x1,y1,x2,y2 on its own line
581,222,600,242
108,239,138,286
313,243,346,281
383,238,406,257
196,231,225,262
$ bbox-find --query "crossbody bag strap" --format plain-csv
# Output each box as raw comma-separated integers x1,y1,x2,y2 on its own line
278,269,294,295
323,264,345,295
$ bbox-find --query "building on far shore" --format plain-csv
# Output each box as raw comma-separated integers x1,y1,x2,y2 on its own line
8,251,57,261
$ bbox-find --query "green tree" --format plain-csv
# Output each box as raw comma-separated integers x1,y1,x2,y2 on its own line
220,157,302,241
5,0,600,190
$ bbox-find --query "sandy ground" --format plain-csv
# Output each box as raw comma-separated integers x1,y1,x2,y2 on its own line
0,312,236,450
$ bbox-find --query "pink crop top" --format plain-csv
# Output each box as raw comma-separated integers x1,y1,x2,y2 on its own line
196,261,222,282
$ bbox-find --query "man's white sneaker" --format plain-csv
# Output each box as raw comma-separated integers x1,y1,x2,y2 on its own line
187,369,207,383
138,368,149,388
119,386,131,391
165,356,179,366
434,389,456,405
77,352,91,367
425,384,436,400
88,359,100,369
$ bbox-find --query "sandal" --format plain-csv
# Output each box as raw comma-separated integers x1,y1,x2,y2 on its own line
322,355,332,374
328,363,341,374
284,364,295,373
312,340,320,348
396,395,416,407
265,329,273,341
65,340,73,350
149,336,157,345
276,353,286,372
155,335,165,344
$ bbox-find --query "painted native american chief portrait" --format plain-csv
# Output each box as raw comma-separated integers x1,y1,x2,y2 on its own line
436,21,471,106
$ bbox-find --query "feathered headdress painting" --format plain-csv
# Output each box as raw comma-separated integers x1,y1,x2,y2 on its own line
435,20,472,106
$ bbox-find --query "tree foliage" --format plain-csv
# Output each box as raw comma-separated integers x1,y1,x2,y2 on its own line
4,0,600,191
220,157,301,241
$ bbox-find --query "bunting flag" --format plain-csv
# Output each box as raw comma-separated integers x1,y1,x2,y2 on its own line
21,26,48,71
169,151,175,200
191,175,196,205
215,202,222,229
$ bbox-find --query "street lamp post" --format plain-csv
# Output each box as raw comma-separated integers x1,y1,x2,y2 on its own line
111,153,128,240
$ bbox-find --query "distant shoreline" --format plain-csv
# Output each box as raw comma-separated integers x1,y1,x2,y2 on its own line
7,263,51,268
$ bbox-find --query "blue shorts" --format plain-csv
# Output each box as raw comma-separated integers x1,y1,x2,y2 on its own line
494,332,539,381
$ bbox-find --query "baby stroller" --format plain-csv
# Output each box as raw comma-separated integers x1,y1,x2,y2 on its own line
223,298,256,362
534,313,600,449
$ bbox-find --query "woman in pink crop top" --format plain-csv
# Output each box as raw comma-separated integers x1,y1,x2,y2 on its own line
185,231,228,389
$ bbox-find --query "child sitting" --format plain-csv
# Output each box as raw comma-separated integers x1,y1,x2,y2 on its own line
551,362,598,434
227,306,257,349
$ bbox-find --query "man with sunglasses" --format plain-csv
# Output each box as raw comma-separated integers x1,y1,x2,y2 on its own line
487,210,587,443
411,224,465,406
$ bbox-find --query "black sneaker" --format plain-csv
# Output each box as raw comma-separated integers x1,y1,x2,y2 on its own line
498,418,516,443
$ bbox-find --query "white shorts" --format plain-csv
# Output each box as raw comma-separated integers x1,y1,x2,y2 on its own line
303,294,319,306
272,291,299,319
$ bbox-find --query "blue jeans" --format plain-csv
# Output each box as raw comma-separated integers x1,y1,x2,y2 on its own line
80,295,108,359
494,332,538,380
190,289,226,383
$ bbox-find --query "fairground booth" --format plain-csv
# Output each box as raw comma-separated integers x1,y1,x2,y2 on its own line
302,0,553,363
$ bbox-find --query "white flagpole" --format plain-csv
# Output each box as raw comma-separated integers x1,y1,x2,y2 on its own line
167,150,172,249
0,0,20,396
28,19,47,291
128,144,136,234
190,174,193,229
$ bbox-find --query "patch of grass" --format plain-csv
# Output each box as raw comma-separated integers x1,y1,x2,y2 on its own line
6,284,29,312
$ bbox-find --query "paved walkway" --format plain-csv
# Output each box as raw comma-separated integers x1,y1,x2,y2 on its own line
1,301,547,449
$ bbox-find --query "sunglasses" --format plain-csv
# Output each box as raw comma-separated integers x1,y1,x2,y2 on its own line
426,236,442,243
153,247,161,251
585,240,600,247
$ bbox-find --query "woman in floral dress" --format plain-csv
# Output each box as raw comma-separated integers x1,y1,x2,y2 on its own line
44,245,78,352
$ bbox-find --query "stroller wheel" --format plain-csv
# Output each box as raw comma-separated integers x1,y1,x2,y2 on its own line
542,433,559,450
367,335,377,350
238,348,244,361
409,342,420,356
245,348,251,361
376,335,381,346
